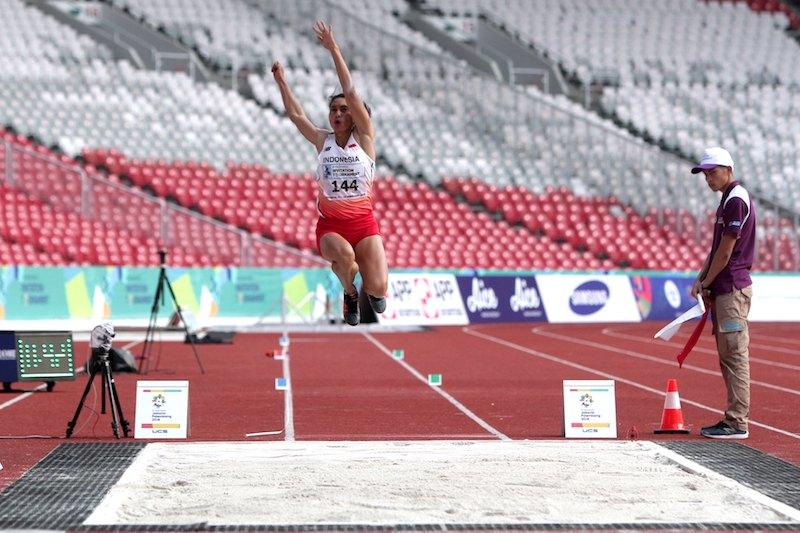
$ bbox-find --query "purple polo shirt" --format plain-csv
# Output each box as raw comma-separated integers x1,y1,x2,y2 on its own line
709,180,756,295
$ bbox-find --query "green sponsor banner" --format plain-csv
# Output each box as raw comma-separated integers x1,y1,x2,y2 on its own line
1,266,70,319
218,268,283,317
108,268,160,318
0,266,339,322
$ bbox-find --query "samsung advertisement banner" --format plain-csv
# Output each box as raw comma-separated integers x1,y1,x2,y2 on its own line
380,273,469,326
537,274,641,323
629,274,696,321
456,275,547,323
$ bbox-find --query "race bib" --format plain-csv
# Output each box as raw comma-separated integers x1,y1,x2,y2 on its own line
320,164,369,200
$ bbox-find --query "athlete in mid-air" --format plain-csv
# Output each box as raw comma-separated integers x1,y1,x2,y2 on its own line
272,20,388,326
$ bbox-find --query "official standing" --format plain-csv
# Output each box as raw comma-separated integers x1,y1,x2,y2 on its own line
690,147,756,439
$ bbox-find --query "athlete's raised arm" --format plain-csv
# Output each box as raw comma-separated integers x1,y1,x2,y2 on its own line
313,21,375,160
271,60,327,153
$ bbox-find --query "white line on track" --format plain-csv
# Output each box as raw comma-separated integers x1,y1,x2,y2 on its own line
742,341,798,356
601,327,800,372
0,382,50,410
750,332,800,347
0,339,144,411
282,340,295,442
463,326,800,440
532,327,800,396
666,329,800,357
362,332,510,441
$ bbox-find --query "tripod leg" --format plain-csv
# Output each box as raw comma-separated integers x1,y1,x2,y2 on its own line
163,275,205,374
139,274,165,375
65,368,98,438
107,367,131,438
101,371,107,414
102,360,122,439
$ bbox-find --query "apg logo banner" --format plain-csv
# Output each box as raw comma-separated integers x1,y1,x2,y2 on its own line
455,275,547,323
380,273,469,326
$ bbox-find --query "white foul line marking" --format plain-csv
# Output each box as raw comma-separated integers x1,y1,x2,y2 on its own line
362,332,510,441
463,327,800,441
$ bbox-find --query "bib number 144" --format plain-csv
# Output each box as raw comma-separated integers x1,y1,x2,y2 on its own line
330,179,359,193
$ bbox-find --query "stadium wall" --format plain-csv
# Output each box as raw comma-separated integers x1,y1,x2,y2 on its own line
0,267,796,329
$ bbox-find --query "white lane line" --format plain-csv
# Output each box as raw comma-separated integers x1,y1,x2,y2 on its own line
675,331,800,355
0,382,49,410
744,342,798,356
282,339,295,442
602,327,800,372
296,433,501,440
463,326,800,440
0,339,143,411
750,332,800,347
533,327,800,397
362,332,510,441
667,328,800,357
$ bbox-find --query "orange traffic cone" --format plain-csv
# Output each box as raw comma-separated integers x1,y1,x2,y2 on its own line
654,378,690,434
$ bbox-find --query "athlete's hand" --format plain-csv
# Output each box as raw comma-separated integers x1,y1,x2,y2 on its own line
313,21,337,50
271,61,284,83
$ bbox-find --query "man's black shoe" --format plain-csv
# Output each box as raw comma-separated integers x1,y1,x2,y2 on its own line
700,421,748,439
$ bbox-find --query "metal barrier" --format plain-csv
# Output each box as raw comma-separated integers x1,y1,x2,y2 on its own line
2,139,326,267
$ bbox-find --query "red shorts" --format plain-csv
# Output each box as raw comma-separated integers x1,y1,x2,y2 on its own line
316,213,380,253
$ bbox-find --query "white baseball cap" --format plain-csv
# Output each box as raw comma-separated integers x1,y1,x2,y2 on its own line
691,147,734,174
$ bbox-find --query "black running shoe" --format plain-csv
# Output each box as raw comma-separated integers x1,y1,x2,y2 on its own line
343,290,360,326
368,294,386,314
700,421,748,439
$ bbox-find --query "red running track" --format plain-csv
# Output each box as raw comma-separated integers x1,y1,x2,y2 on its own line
0,322,797,492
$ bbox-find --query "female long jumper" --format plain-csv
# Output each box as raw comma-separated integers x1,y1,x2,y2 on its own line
272,21,388,326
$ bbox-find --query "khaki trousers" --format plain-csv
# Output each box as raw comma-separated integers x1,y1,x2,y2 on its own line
711,286,752,431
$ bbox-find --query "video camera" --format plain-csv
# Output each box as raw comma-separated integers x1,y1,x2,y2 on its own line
90,322,116,352
88,323,116,373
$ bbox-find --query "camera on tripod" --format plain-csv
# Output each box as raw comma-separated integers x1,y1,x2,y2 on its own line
67,321,130,439
88,322,116,372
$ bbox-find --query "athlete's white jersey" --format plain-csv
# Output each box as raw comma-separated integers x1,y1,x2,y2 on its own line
315,133,375,219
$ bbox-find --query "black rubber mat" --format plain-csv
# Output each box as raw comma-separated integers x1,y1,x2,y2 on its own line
0,442,145,530
661,441,800,510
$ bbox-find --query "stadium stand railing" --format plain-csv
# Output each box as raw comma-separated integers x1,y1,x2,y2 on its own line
1,131,325,267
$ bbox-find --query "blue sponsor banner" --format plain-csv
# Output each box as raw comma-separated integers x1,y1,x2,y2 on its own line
0,331,18,383
456,275,547,323
629,274,696,321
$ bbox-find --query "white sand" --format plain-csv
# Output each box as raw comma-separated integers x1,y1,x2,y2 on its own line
84,440,800,526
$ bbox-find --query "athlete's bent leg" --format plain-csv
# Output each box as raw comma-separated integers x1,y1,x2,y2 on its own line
354,235,388,299
321,232,360,325
320,233,359,294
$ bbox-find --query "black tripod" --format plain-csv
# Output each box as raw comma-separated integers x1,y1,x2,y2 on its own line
66,348,130,439
139,250,205,374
